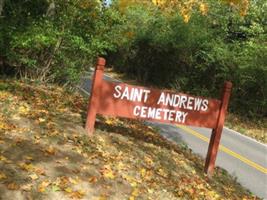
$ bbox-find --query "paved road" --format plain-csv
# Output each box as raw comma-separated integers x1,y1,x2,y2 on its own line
79,71,267,199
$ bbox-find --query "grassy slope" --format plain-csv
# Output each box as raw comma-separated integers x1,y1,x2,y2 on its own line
0,79,260,199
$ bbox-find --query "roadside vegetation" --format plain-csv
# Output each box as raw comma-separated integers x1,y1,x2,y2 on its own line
0,79,260,199
225,114,266,143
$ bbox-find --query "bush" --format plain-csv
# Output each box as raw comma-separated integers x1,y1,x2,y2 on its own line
108,2,267,118
0,0,123,85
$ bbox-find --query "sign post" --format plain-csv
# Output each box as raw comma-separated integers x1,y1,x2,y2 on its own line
204,81,232,175
85,57,232,176
85,57,105,136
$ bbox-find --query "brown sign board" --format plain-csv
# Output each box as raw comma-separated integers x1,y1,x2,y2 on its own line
85,57,232,176
98,80,221,129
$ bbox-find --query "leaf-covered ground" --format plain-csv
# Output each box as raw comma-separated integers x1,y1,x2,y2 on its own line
0,79,260,199
225,114,266,144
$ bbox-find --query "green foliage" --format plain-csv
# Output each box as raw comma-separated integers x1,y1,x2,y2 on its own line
0,0,123,84
108,1,267,117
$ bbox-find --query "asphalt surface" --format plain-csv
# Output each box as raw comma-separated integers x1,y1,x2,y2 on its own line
79,71,267,199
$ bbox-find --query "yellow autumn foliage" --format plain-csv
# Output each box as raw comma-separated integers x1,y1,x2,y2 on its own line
117,0,248,22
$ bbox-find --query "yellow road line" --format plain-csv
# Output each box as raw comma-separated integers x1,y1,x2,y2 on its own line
177,125,267,174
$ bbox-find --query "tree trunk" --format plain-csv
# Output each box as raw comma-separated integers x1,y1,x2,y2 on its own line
0,0,4,16
46,1,55,17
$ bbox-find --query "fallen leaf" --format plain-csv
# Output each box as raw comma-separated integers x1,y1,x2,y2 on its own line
29,173,39,180
0,155,7,161
77,149,82,154
72,168,80,174
12,115,21,120
57,176,70,189
64,187,73,193
157,168,168,178
0,172,7,180
51,185,61,192
122,175,138,187
131,188,139,197
21,183,33,191
147,188,154,194
140,168,146,178
69,177,79,185
105,119,114,125
100,166,115,179
45,146,56,155
89,176,98,183
104,170,115,179
18,105,30,114
19,163,34,172
25,156,34,161
35,167,46,175
38,180,50,192
69,190,85,199
38,118,46,122
144,156,154,166
7,182,20,190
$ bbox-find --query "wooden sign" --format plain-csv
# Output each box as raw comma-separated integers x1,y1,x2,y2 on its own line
97,81,221,128
85,57,232,176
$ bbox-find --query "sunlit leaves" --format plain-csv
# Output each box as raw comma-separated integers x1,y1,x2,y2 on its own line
38,180,51,193
118,0,250,23
0,172,7,180
151,0,249,22
199,2,208,15
29,173,39,180
19,163,35,172
100,165,116,179
224,0,249,16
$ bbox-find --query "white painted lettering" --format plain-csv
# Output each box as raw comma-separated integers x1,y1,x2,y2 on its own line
140,106,147,118
162,109,170,120
133,106,140,116
179,95,187,109
155,108,162,120
120,86,129,100
147,107,156,118
168,110,175,121
143,89,151,102
187,97,194,110
173,95,180,107
194,98,202,111
113,85,122,98
165,93,174,106
201,99,209,111
157,92,165,105
133,88,143,102
175,111,182,122
181,112,188,123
